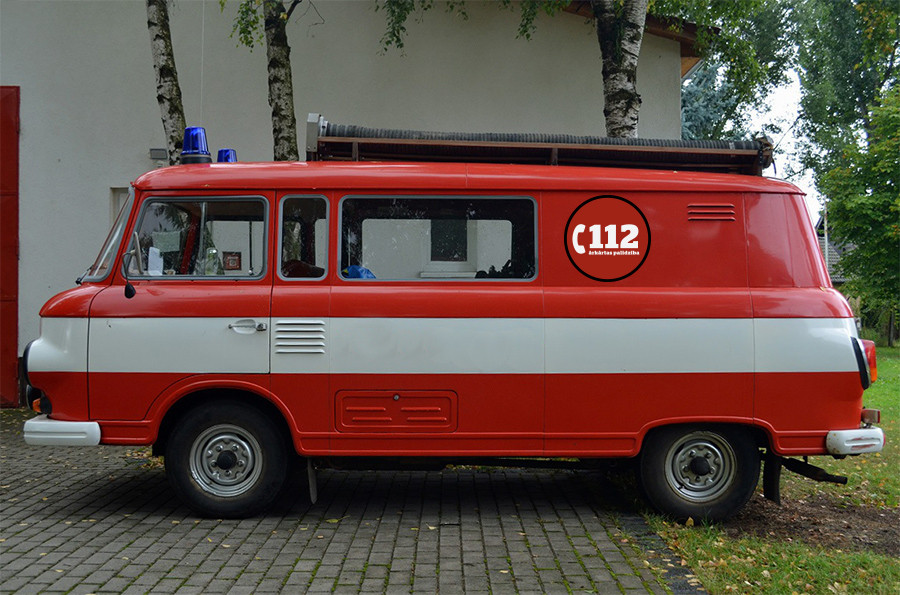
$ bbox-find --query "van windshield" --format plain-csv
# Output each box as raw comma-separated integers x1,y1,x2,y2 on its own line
82,190,134,282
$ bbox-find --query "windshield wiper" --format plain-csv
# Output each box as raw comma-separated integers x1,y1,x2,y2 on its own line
75,267,90,286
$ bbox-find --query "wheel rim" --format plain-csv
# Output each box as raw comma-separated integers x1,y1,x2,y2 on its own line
189,424,263,498
664,431,737,503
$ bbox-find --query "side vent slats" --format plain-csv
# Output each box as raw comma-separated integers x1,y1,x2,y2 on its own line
688,203,736,222
275,319,326,354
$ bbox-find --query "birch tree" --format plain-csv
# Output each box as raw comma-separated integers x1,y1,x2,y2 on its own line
222,0,301,160
147,0,187,165
591,0,649,138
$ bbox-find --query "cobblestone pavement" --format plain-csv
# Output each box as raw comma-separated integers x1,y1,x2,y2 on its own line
1,409,702,594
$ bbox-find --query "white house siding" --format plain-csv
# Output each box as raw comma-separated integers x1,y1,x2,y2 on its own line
0,0,682,352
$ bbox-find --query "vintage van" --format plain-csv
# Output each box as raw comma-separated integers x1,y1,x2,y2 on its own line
22,124,883,520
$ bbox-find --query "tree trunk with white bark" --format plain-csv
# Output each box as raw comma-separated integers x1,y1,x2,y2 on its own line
591,0,649,138
147,0,186,165
264,1,300,161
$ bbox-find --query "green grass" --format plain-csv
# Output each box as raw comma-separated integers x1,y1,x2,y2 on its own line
651,522,900,594
649,346,900,594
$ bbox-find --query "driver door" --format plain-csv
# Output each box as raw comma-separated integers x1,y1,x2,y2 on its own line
88,194,273,421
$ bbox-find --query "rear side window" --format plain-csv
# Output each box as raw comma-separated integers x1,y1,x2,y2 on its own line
340,196,536,281
128,197,267,278
280,195,328,280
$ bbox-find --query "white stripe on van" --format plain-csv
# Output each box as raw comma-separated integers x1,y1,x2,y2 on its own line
70,316,859,376
27,318,89,374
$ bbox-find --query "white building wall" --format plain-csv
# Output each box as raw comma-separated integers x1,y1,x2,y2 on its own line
0,0,682,350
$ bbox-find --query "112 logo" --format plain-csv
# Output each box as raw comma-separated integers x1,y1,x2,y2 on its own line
564,195,651,281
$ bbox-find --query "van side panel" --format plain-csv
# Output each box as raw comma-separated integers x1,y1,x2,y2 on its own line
746,193,830,289
786,194,831,287
747,193,863,454
543,191,750,289
322,286,545,454
543,191,754,453
271,285,331,452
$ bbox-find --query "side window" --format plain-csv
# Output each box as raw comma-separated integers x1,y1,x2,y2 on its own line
340,197,536,280
280,196,328,279
128,198,266,277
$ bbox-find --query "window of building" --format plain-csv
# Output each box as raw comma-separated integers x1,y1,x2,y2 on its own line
340,196,536,281
430,219,468,262
127,197,266,278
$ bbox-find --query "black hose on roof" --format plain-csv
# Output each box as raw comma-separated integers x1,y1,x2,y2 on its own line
308,114,774,174
323,122,762,153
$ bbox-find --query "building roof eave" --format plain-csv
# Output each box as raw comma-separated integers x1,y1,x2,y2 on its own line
563,2,704,77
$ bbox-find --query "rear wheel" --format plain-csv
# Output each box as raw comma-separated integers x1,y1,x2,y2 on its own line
638,425,759,521
165,401,288,518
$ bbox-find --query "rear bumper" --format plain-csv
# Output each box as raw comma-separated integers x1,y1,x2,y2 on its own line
825,427,884,455
24,415,101,446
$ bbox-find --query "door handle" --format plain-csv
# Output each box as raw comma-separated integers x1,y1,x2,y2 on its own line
228,320,267,333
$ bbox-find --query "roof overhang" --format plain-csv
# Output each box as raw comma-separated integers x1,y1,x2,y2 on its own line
563,2,703,77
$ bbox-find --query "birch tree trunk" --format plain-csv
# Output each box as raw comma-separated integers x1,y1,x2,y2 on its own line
591,0,649,138
146,0,186,165
263,1,300,161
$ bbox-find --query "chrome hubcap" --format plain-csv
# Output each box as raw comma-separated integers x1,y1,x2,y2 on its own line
190,424,262,497
665,431,736,503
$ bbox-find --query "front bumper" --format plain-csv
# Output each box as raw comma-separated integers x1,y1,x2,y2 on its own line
825,427,885,455
24,415,100,446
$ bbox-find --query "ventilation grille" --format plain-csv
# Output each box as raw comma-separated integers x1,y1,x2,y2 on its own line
688,203,736,222
274,319,326,354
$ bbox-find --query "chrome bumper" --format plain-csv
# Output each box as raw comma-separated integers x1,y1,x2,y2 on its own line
24,415,101,446
825,427,884,455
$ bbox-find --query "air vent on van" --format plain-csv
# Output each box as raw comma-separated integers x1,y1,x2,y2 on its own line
274,319,326,354
688,203,736,222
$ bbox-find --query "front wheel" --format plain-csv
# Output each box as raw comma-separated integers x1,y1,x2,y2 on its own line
637,425,760,521
165,402,289,518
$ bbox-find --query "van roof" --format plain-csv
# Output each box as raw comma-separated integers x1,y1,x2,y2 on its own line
133,161,802,195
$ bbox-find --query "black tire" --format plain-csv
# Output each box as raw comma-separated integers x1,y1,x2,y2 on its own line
164,401,289,518
637,425,760,522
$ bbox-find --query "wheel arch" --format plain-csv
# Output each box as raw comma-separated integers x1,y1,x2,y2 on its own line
151,385,295,458
637,419,770,455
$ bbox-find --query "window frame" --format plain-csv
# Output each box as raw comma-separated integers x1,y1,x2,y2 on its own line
83,189,135,283
337,194,539,283
124,194,270,281
277,194,329,282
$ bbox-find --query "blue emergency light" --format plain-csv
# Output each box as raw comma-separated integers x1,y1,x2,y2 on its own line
181,127,212,164
217,148,238,163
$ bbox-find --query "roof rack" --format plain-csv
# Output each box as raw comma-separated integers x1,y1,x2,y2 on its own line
305,113,773,176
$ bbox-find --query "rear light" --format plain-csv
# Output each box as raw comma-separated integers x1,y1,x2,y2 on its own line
861,409,881,425
852,337,874,389
861,339,877,383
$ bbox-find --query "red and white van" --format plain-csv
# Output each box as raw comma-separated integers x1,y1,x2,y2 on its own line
22,125,883,520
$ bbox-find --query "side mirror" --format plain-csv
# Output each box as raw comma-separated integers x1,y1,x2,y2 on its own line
122,251,137,300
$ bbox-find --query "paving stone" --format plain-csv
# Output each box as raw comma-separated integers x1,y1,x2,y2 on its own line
0,408,700,594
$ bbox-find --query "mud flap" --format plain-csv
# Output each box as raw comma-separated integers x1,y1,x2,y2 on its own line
763,450,849,506
763,450,783,505
307,458,318,505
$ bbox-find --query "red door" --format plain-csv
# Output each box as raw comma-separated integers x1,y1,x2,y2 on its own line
0,86,20,407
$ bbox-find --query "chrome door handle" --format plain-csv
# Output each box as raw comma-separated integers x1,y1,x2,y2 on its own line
228,320,267,333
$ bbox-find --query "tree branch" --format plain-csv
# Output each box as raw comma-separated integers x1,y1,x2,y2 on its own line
285,0,303,20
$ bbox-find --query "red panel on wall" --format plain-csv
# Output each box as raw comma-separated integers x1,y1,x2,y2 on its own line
1,86,20,407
